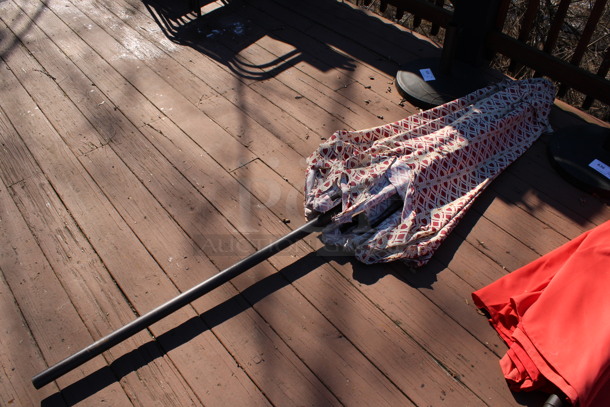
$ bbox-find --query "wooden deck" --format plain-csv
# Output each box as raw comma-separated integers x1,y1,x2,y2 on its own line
1,0,609,405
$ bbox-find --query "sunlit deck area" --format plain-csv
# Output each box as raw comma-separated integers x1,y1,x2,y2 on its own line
1,0,609,405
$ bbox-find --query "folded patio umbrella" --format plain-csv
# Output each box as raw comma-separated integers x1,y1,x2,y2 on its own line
32,78,555,389
305,78,555,266
472,220,610,407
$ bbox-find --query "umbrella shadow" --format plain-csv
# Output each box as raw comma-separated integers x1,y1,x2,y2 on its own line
347,246,454,288
40,249,332,405
310,238,448,288
141,0,357,80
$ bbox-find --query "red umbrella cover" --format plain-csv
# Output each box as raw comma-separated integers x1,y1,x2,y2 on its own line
472,220,610,407
304,78,555,265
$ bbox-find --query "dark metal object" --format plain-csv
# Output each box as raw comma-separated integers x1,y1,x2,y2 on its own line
543,394,564,407
395,56,497,109
548,124,610,199
32,206,342,389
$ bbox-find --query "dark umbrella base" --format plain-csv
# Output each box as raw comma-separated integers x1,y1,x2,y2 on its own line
395,57,499,109
548,124,610,199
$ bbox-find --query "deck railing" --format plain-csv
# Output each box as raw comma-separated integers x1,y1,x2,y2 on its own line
356,0,610,117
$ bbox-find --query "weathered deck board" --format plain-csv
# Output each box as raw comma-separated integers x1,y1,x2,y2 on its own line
0,5,270,404
11,172,202,407
0,177,132,406
0,185,66,407
1,0,609,406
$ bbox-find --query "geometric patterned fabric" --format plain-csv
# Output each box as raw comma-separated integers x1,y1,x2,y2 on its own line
304,78,555,266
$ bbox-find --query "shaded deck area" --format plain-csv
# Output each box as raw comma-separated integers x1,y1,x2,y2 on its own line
1,0,609,405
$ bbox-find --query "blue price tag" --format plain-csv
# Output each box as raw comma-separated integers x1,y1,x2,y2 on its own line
419,68,436,82
589,159,610,180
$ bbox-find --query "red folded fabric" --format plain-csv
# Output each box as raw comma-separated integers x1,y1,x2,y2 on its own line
473,221,610,407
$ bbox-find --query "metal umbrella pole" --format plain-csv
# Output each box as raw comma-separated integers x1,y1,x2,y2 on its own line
32,206,341,389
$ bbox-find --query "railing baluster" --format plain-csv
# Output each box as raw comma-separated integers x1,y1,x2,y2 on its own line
509,0,541,73
430,0,444,35
413,14,422,29
542,0,572,54
568,0,607,66
533,0,571,77
495,0,512,32
558,0,608,97
395,7,405,20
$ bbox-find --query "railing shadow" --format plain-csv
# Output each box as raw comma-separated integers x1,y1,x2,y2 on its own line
141,0,362,80
140,0,445,81
0,1,46,60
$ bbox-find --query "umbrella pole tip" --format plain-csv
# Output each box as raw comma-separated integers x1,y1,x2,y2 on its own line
542,394,564,407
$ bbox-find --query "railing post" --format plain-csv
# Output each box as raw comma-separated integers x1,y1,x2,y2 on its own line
451,0,501,66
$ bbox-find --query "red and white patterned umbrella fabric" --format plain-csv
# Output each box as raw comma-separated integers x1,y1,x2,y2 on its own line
304,78,555,266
